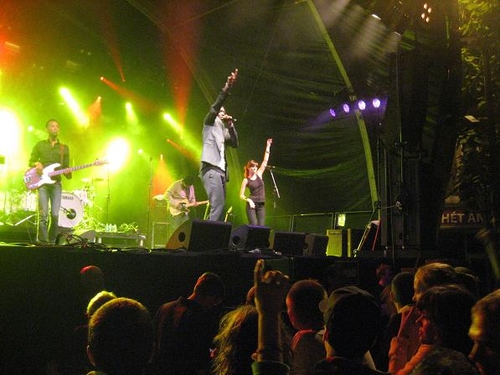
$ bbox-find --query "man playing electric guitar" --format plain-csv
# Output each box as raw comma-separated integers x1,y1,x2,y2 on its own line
28,119,72,244
164,176,208,235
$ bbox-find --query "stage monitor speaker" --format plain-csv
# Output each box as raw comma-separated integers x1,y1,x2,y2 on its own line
304,233,329,256
166,219,232,252
230,225,271,251
271,231,306,256
59,229,97,245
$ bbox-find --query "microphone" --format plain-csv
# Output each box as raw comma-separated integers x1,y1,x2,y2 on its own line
266,165,276,170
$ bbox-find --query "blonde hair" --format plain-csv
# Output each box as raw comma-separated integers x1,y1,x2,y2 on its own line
212,305,258,375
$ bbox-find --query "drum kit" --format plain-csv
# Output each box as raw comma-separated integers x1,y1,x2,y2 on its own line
1,178,101,229
59,179,103,228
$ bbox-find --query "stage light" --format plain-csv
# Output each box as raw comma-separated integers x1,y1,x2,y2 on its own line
59,87,89,127
162,112,182,134
325,96,386,123
125,102,138,125
421,3,432,23
88,96,102,123
0,108,24,172
104,138,130,173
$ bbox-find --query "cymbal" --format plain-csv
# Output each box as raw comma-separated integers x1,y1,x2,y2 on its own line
81,177,105,183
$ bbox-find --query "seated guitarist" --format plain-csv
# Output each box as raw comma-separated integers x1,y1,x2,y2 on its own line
28,119,72,244
164,176,201,235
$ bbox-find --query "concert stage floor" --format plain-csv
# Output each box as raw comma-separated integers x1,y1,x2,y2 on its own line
0,235,492,374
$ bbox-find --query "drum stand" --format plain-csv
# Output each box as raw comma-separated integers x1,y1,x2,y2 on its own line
14,213,36,227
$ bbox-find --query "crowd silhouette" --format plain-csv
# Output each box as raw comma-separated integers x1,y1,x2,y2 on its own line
41,257,500,375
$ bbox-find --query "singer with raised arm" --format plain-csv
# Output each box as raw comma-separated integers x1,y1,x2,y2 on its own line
239,138,272,226
200,69,239,221
28,119,72,244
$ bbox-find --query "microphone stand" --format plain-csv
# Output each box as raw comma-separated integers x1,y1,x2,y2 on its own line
105,166,111,224
268,169,280,230
146,157,154,248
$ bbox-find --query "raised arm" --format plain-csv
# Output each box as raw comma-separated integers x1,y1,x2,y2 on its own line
253,259,288,362
203,69,239,126
257,139,272,176
222,69,238,94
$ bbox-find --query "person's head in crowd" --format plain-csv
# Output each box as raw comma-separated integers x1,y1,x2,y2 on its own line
80,265,105,301
376,263,393,287
212,304,258,375
321,264,350,295
391,271,415,312
413,262,457,302
87,297,154,375
416,284,476,355
469,289,500,375
286,279,327,331
190,272,225,308
411,346,481,375
86,290,117,319
455,266,481,297
320,286,381,360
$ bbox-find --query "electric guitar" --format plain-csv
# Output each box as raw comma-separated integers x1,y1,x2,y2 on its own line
169,200,209,216
23,159,107,190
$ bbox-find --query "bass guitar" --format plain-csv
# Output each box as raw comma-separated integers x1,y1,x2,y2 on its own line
23,159,107,190
169,200,209,216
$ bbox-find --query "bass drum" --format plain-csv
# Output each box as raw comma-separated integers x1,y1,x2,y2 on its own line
59,192,83,228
